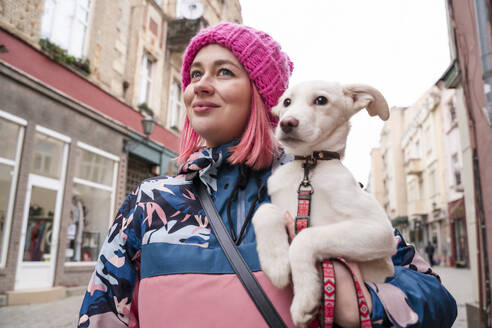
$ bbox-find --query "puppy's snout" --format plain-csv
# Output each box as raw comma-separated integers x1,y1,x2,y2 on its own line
280,116,299,133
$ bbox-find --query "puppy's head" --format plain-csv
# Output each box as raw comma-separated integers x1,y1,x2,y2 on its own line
272,81,389,156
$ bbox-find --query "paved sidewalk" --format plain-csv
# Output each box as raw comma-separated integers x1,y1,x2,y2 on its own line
435,265,473,328
0,294,83,328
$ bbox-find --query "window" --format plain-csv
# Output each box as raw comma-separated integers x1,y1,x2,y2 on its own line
424,126,432,154
176,0,184,17
21,127,70,264
0,111,26,268
41,0,92,58
138,52,154,106
429,169,436,196
31,133,65,179
449,100,457,122
452,153,462,186
168,80,183,131
413,140,420,158
408,180,416,202
65,142,118,264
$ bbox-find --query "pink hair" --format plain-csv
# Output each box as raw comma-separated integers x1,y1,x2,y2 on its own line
178,81,279,170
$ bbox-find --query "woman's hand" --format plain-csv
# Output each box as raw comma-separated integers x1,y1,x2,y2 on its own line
283,211,373,328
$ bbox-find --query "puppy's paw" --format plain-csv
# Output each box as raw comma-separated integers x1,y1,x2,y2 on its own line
290,290,320,327
261,255,291,289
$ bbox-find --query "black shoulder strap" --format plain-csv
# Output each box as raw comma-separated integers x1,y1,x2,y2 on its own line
194,179,287,328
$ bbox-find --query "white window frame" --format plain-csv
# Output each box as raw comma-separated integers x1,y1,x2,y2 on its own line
168,79,183,131
0,110,27,268
65,142,119,267
176,0,184,17
138,52,154,106
40,0,92,58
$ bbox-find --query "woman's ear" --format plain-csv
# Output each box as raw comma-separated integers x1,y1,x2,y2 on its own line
343,84,390,121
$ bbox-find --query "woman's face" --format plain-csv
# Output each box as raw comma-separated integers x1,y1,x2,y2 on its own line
184,44,252,147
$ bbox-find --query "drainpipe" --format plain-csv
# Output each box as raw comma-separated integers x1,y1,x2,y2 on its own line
473,0,492,325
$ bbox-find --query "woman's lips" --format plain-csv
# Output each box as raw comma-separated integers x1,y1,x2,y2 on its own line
192,101,220,113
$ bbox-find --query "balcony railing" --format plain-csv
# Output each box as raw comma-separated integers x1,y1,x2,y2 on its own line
408,199,426,216
167,18,208,52
405,157,423,175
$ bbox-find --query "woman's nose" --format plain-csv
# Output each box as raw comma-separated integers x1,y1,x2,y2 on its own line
194,75,214,95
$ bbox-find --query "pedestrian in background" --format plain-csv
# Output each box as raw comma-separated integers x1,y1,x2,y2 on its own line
426,242,436,266
78,22,456,327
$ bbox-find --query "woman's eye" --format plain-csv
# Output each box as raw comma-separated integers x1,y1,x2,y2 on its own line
190,71,202,79
218,68,234,76
283,98,291,107
314,96,328,105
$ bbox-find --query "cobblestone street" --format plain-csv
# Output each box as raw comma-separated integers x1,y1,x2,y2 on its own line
0,265,473,327
0,293,83,328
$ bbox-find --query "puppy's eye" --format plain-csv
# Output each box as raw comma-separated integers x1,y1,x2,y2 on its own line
314,96,328,105
283,98,291,107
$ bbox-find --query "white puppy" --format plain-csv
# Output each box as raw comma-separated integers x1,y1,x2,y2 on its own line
252,81,395,326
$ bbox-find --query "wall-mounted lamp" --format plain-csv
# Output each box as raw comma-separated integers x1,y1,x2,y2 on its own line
142,115,155,137
122,115,156,153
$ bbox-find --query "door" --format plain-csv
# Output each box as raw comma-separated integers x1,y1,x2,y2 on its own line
15,175,64,290
14,126,69,290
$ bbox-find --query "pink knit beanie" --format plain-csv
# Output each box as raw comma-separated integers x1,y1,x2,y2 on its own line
181,22,294,113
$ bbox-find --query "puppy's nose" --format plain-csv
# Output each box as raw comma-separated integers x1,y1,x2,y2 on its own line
280,117,299,133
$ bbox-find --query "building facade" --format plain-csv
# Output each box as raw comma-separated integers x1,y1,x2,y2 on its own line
371,107,410,239
437,84,467,268
370,86,464,267
0,0,241,303
444,0,492,326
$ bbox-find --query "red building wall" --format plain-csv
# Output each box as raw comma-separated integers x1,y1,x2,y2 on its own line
450,0,492,313
0,28,179,153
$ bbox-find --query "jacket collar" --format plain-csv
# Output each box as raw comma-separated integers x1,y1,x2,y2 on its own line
178,140,239,192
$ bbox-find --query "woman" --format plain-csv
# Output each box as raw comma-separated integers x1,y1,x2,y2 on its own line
78,22,456,328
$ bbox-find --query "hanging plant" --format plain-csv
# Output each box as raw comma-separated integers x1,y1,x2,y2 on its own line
39,38,91,75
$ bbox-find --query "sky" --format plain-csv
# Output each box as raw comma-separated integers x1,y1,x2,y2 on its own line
239,0,451,186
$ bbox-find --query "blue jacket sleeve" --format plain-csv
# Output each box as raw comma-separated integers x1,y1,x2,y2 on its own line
78,188,143,328
368,229,457,328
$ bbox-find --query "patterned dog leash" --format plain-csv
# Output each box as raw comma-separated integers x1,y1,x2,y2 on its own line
294,152,372,328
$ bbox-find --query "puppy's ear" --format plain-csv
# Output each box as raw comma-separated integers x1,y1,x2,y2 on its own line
343,84,390,121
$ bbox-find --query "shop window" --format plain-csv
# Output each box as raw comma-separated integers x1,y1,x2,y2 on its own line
41,0,92,58
168,79,183,131
22,187,57,261
0,112,26,268
65,142,118,264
